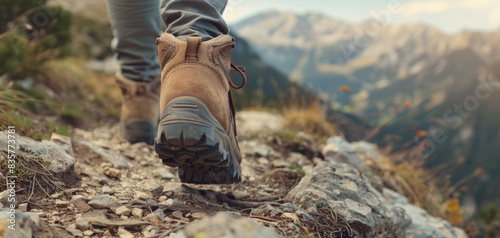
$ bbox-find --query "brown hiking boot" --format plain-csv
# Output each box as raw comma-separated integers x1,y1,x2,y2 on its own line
154,33,247,184
115,73,160,145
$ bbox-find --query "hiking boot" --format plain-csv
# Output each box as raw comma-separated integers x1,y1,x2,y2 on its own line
154,33,247,184
115,73,160,145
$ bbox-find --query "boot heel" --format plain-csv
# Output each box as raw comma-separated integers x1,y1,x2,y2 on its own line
121,120,156,145
154,97,241,184
154,97,230,168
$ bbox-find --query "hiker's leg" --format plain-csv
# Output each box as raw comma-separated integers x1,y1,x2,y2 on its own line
160,0,229,40
155,0,244,184
106,0,162,82
106,0,162,144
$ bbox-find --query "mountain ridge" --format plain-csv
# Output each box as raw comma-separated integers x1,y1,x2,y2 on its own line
232,10,500,208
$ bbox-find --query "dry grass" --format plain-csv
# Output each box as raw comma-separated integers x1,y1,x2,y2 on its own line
0,58,121,139
282,101,341,138
43,59,121,103
299,206,355,237
0,150,67,201
362,145,464,225
247,206,354,238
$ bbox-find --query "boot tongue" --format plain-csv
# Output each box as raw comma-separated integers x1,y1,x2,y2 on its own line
185,36,201,61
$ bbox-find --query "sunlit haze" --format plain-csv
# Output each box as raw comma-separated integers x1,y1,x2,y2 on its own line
224,0,500,33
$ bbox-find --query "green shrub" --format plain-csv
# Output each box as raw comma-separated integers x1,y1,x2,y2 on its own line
0,2,74,79
0,0,47,33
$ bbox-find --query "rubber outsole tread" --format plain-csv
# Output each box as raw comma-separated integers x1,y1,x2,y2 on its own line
154,97,241,184
122,120,156,145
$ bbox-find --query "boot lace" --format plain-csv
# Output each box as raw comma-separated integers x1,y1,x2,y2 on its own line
228,63,247,136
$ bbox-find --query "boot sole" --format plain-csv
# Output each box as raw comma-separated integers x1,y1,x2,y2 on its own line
122,120,156,145
154,97,241,184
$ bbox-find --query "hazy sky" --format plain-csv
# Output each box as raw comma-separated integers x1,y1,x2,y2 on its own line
223,0,500,34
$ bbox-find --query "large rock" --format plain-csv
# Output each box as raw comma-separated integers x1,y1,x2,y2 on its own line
287,162,467,237
287,162,409,237
383,189,468,238
350,141,381,161
170,212,280,238
239,140,274,158
235,111,283,136
0,208,37,238
322,136,367,169
87,195,118,209
0,131,76,181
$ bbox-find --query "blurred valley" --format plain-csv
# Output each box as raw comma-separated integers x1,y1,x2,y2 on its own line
233,11,500,208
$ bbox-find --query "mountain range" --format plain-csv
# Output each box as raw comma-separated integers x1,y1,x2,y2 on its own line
234,11,500,112
233,11,500,208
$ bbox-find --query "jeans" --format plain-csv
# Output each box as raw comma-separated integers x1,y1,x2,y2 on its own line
105,0,229,82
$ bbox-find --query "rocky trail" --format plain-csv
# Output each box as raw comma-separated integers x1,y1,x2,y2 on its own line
0,112,467,238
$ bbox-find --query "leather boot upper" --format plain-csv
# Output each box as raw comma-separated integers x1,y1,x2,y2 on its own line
116,73,160,126
156,33,242,162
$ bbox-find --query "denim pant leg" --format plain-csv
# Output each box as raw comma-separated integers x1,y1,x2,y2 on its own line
106,0,229,82
106,0,162,82
160,0,229,41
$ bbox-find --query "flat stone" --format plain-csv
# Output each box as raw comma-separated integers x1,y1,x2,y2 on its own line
102,185,115,194
162,198,183,206
132,208,143,218
142,225,159,237
75,217,90,231
63,188,83,194
83,230,94,236
50,192,63,199
118,227,135,238
103,167,121,179
71,195,85,202
172,211,183,219
152,167,175,180
191,213,207,219
18,203,28,212
81,211,107,222
55,199,70,207
174,212,280,238
66,227,83,237
148,182,164,197
90,219,150,228
50,133,74,155
154,209,165,222
88,195,116,209
115,206,132,216
0,131,76,182
75,140,133,169
72,199,92,212
99,177,110,185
